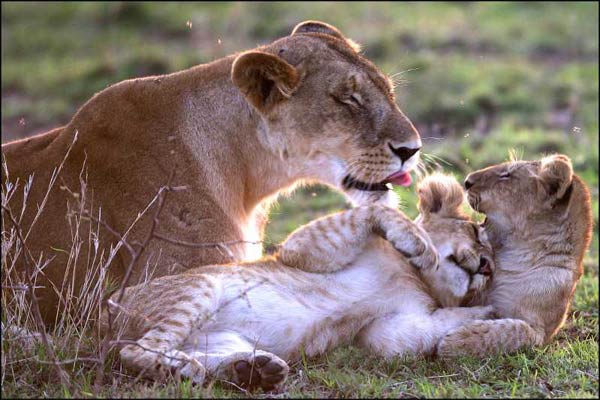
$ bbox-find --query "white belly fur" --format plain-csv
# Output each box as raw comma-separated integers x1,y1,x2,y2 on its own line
185,241,434,360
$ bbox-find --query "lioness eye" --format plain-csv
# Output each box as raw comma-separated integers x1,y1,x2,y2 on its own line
499,171,511,180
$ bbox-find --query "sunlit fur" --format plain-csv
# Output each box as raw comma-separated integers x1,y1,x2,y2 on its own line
1,21,422,326
438,154,594,357
103,174,494,390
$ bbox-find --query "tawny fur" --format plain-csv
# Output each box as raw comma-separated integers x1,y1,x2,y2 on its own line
102,175,494,390
437,154,594,357
1,21,423,325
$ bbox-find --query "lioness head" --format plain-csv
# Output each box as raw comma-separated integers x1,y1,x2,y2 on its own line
464,154,575,222
231,21,421,206
415,173,494,307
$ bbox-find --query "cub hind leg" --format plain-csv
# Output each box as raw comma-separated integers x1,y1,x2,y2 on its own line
113,275,222,384
183,331,289,392
120,344,206,384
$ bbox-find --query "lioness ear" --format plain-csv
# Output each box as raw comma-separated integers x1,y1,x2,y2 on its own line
232,51,300,114
417,173,465,218
539,154,573,200
292,20,361,52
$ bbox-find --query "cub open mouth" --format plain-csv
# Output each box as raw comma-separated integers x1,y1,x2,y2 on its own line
342,171,412,192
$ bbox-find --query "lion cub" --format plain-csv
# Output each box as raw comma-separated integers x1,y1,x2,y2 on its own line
437,154,593,357
104,175,494,391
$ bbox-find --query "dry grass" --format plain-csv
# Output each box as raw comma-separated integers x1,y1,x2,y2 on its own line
0,137,272,397
1,143,597,398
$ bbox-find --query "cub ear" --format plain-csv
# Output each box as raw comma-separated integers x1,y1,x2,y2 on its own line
539,154,573,200
292,20,361,52
417,173,465,218
232,51,300,114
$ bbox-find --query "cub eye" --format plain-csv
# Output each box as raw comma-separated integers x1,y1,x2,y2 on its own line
499,171,511,180
347,93,363,108
471,224,482,244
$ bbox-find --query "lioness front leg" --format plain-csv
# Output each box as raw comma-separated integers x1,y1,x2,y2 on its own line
279,204,437,273
436,318,545,358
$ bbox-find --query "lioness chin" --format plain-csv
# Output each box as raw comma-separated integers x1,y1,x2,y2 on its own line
1,21,423,325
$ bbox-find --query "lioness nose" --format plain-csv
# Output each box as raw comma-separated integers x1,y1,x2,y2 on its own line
464,178,474,190
388,144,420,163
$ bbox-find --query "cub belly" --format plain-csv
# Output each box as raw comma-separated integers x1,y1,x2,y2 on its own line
187,246,426,360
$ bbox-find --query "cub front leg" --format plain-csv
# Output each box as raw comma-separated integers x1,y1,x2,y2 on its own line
436,318,545,358
278,204,437,273
359,305,495,357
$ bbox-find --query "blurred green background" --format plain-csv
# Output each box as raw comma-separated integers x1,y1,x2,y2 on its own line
1,2,598,397
1,2,598,250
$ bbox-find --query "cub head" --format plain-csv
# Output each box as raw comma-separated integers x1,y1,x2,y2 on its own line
463,154,593,268
464,154,575,224
415,173,495,307
231,21,421,206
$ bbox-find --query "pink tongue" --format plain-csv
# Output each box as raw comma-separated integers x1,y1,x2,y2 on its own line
385,172,412,187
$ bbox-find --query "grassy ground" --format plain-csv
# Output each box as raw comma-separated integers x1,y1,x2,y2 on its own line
1,2,598,398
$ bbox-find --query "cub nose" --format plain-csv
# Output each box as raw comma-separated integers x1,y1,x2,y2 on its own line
464,178,474,190
388,144,420,163
478,256,493,276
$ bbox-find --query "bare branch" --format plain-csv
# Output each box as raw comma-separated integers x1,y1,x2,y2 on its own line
33,357,102,365
151,233,262,249
94,170,174,391
76,208,136,257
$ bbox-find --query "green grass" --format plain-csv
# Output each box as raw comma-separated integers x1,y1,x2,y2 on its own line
1,1,598,398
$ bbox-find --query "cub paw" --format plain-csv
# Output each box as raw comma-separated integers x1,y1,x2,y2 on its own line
231,351,289,392
437,325,489,358
176,357,206,385
407,242,439,270
387,226,438,270
476,305,497,320
436,335,465,358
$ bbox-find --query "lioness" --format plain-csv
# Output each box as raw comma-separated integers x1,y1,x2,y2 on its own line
437,154,593,356
1,21,423,325
104,174,494,391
